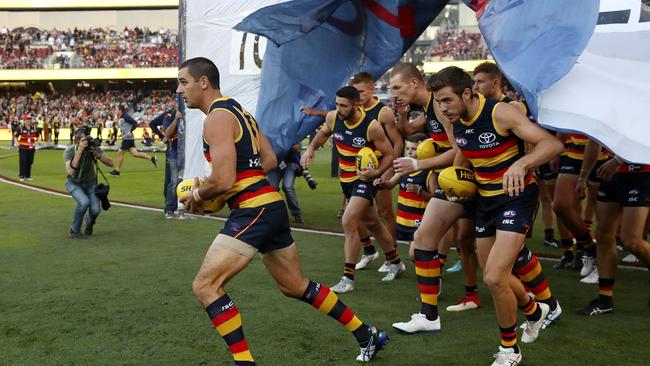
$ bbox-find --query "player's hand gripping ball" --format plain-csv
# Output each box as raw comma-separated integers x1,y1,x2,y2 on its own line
355,147,379,171
438,166,478,200
176,179,226,213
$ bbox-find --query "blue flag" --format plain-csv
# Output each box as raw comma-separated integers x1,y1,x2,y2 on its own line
467,0,599,119
235,0,448,159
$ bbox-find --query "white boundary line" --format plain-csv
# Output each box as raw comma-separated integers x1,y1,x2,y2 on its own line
1,176,647,272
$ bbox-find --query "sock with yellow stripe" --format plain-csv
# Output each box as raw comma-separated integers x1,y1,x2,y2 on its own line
361,236,377,255
598,278,614,304
414,249,440,321
206,294,255,366
512,247,557,311
519,296,542,322
343,263,356,280
384,248,402,265
301,280,371,346
499,324,520,353
437,253,447,271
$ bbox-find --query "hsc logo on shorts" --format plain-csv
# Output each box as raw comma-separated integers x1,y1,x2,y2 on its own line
503,210,517,218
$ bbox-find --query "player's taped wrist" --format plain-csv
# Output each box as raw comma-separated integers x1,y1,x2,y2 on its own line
192,188,202,201
411,157,419,171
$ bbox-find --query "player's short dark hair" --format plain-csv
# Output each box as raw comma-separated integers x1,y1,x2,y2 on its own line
473,62,501,78
179,57,221,89
406,133,428,143
390,63,423,81
336,86,360,102
428,66,474,97
350,72,375,85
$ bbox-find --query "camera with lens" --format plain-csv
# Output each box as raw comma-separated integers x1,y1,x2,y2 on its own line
82,125,101,148
302,169,318,190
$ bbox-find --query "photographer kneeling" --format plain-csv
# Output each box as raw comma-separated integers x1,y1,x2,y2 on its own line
64,128,113,239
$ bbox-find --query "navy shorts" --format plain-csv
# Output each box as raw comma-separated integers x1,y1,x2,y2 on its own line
341,180,377,202
597,172,650,207
535,162,558,181
432,189,475,220
559,156,603,182
120,139,136,151
396,224,416,242
474,184,539,238
220,200,294,253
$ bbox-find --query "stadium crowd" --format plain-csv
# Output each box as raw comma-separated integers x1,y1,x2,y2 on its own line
0,26,178,69
0,89,175,135
426,30,490,61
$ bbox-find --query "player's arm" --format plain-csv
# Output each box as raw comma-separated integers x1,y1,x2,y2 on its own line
192,110,238,201
300,105,329,118
394,110,456,174
358,120,394,181
301,111,335,169
494,103,564,196
379,107,404,158
258,131,278,173
575,138,601,198
453,149,472,169
399,110,426,135
375,170,403,189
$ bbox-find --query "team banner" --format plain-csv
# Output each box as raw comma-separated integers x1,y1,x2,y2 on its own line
472,0,650,163
182,0,287,179
235,0,448,160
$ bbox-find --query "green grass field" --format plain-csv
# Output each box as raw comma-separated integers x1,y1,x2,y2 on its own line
1,148,649,365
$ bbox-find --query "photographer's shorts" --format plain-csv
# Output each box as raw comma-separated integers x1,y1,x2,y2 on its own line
218,200,294,256
120,139,136,151
341,179,377,202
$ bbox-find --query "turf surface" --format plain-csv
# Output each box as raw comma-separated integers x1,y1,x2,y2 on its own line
1,148,649,365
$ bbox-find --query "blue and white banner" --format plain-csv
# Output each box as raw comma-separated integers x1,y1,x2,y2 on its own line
474,0,650,163
236,0,448,160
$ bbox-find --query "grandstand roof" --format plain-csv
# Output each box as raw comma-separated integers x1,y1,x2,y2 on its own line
0,0,178,11
0,68,177,81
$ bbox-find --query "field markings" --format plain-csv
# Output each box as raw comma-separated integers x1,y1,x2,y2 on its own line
1,175,647,272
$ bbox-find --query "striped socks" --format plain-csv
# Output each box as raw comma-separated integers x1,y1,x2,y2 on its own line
344,263,356,280
206,294,255,366
301,280,370,346
512,247,557,310
414,249,440,321
499,324,519,352
599,278,614,304
361,236,376,255
519,296,542,322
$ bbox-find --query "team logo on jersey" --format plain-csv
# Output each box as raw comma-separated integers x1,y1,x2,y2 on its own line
503,210,517,218
352,137,366,147
478,132,496,144
333,132,344,141
428,120,439,131
456,137,468,147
